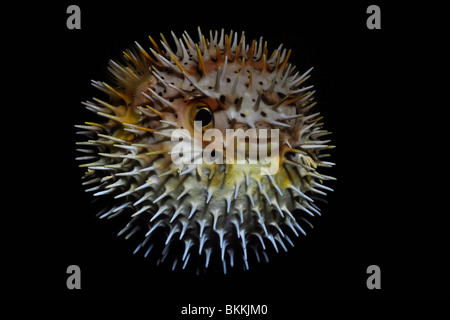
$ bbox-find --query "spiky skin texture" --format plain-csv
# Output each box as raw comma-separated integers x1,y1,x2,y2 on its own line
76,28,335,273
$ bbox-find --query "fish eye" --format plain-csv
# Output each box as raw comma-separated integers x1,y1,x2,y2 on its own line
195,107,213,127
191,103,214,130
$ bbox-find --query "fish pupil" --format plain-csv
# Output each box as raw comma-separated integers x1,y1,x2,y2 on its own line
195,108,213,127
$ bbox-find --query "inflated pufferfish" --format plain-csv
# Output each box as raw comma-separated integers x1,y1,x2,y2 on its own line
76,28,335,273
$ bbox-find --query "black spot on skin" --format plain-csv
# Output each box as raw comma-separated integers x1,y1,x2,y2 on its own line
226,78,231,83
220,95,226,103
261,111,267,117
175,114,178,118
240,113,246,118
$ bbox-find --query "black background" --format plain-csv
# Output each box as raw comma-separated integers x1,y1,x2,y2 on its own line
3,0,448,305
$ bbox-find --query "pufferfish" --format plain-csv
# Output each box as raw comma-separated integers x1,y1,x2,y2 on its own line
76,28,335,273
